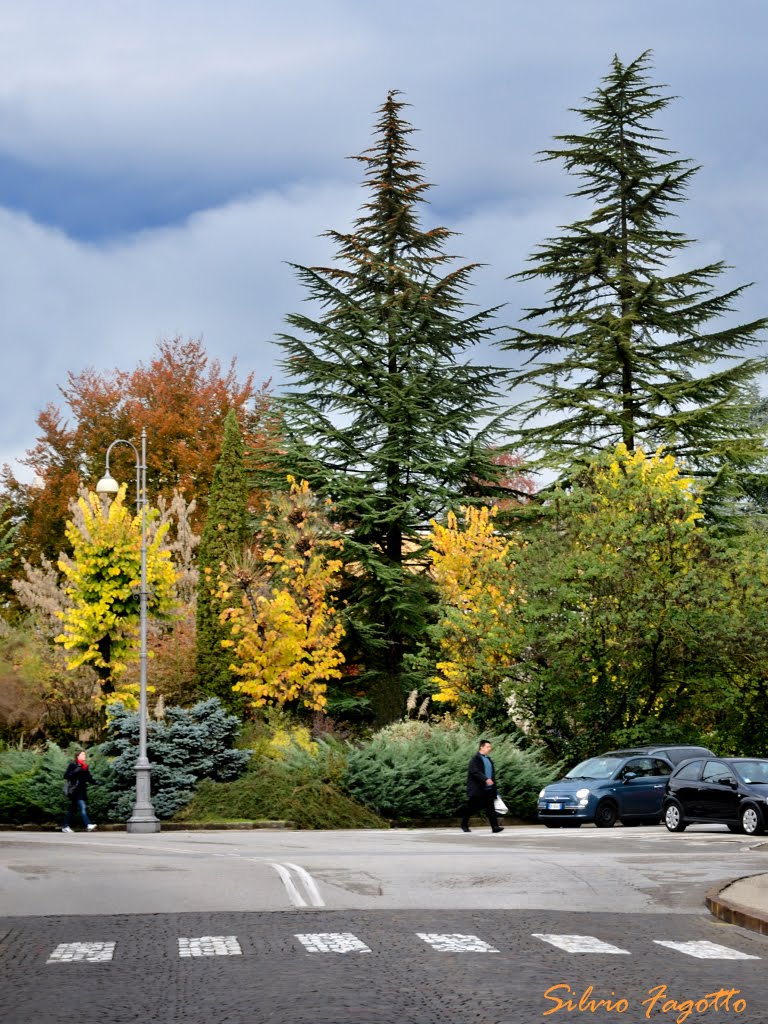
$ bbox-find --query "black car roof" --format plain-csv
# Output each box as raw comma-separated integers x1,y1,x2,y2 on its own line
601,745,714,764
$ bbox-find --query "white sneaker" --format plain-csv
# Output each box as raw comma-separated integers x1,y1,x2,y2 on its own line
62,826,73,833
86,824,97,831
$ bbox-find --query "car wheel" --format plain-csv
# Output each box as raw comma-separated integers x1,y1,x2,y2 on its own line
664,801,686,832
594,801,618,828
741,805,765,836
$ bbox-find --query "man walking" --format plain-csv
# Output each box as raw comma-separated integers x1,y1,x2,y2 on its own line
460,739,504,834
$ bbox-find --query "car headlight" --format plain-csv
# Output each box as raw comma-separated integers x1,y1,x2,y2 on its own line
538,789,546,799
575,788,590,799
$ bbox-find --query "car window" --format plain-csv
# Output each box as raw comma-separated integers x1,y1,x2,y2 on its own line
565,757,623,780
674,760,703,781
702,760,737,785
651,758,671,776
619,758,655,779
735,761,768,784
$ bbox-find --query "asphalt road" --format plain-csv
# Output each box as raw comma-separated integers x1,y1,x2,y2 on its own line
2,824,768,1023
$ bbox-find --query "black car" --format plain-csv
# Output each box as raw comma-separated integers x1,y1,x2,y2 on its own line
663,756,768,836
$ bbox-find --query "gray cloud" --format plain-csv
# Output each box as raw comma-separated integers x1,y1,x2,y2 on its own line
2,1,767,478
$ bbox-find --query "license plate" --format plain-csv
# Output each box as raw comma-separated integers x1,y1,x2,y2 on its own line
547,802,562,810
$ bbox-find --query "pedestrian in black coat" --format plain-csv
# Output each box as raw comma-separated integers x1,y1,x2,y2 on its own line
460,739,504,833
62,750,99,833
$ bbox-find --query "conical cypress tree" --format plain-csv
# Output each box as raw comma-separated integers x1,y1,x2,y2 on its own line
505,52,768,491
274,92,508,722
196,409,249,708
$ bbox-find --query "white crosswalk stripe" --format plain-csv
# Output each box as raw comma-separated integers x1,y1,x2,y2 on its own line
178,935,242,957
417,933,498,953
533,933,630,954
40,930,761,963
47,942,116,963
653,940,761,960
294,932,370,953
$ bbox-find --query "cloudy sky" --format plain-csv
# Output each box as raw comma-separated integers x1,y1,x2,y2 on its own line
2,0,767,479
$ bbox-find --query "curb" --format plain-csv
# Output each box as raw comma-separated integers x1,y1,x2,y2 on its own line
1,821,296,832
706,876,768,936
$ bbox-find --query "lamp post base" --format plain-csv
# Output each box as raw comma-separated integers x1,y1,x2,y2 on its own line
126,813,161,834
126,761,161,833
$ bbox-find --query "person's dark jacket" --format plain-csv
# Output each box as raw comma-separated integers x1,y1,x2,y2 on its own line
466,751,497,801
64,762,98,801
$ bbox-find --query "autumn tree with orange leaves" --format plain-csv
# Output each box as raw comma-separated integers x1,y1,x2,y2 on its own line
1,338,278,598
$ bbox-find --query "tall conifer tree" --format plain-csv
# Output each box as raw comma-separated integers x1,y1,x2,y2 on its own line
196,409,248,708
505,52,768,489
275,92,507,721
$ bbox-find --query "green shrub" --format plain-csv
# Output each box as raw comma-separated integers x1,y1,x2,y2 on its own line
175,738,387,829
0,743,114,824
343,720,559,822
100,698,251,820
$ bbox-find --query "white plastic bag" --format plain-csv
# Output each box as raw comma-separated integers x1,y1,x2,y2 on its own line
493,795,508,815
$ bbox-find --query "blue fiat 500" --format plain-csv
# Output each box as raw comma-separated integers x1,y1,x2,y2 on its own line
537,747,711,828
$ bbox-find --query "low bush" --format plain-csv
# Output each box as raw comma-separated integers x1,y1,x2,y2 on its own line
174,737,387,829
343,720,559,822
0,743,114,824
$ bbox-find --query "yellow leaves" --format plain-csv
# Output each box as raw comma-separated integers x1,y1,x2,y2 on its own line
604,444,702,522
219,479,345,712
54,484,179,687
427,505,522,715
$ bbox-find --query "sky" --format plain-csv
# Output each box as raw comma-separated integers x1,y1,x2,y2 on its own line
2,0,768,480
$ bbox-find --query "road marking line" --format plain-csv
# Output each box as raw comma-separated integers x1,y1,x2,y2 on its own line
284,861,325,906
654,940,760,960
47,942,115,963
533,933,630,954
295,932,370,953
178,935,242,957
417,932,498,952
270,862,309,906
269,861,324,907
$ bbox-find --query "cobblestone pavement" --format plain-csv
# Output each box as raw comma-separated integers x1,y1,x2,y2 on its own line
2,908,768,1024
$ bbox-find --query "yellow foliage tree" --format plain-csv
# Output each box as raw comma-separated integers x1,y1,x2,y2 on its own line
428,504,522,718
217,478,345,712
55,486,178,706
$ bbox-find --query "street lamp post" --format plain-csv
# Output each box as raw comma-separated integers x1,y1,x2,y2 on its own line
96,427,160,833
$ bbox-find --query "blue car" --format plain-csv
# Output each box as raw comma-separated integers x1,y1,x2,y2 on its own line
537,745,713,828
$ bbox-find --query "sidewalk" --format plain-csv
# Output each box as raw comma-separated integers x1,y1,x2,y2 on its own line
707,871,768,935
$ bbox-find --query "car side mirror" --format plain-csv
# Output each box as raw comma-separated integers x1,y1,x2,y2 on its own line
622,772,637,783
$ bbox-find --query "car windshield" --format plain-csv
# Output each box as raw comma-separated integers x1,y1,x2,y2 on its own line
565,757,623,780
735,760,768,784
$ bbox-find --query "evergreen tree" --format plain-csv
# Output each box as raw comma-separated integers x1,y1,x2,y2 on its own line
274,92,508,722
196,409,248,708
101,697,251,820
505,52,768,490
